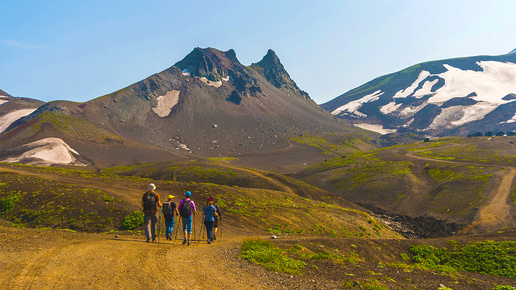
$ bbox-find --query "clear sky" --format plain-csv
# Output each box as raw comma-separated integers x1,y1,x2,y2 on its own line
1,0,515,104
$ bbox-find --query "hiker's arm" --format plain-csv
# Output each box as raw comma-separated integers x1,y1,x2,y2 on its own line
174,208,179,216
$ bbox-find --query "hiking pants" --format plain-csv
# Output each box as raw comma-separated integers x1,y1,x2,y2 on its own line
144,212,158,240
204,220,214,241
165,218,175,236
182,216,193,234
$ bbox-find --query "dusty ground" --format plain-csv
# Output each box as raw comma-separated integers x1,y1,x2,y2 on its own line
2,222,516,290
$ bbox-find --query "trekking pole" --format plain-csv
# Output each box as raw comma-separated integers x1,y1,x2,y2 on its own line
157,207,162,243
193,214,197,242
219,218,222,241
175,215,181,241
200,219,205,239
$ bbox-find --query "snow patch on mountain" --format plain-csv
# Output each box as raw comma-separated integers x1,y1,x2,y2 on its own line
500,112,516,124
199,77,222,88
331,90,384,117
382,61,516,129
509,49,516,55
0,108,37,133
394,71,431,99
0,97,9,105
1,137,87,166
428,62,516,105
380,102,402,115
353,123,396,135
413,78,439,98
152,90,180,117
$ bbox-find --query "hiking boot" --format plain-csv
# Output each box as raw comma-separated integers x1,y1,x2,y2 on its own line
152,239,157,243
166,234,171,240
187,240,190,246
207,239,211,244
146,239,151,243
182,239,187,245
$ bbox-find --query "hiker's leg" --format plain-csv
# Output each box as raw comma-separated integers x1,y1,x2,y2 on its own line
170,218,175,235
151,212,158,240
206,221,214,242
144,214,152,241
182,217,188,240
213,219,219,239
186,216,193,241
165,220,172,236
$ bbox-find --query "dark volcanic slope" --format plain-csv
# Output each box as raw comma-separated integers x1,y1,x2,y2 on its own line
17,48,359,159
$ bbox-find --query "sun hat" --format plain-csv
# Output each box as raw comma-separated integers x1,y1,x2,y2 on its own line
168,195,174,200
185,191,191,197
148,183,156,191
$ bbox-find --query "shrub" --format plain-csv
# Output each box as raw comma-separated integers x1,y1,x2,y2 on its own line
121,211,144,230
0,191,21,214
410,240,516,277
239,239,306,274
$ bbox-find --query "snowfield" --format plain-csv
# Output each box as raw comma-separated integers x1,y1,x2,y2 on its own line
384,61,516,131
331,90,384,117
353,123,396,135
0,108,37,133
1,137,87,166
152,90,180,117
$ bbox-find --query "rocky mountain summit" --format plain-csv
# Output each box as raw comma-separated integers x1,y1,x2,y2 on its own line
0,48,358,168
322,51,516,136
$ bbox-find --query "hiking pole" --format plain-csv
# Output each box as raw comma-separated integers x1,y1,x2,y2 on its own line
219,218,222,241
193,214,197,242
157,207,162,243
200,220,205,239
175,215,181,241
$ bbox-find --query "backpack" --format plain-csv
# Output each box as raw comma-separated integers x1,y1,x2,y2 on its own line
143,191,156,213
180,199,192,218
162,201,172,215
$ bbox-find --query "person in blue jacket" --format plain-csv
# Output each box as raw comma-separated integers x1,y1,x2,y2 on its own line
202,197,218,244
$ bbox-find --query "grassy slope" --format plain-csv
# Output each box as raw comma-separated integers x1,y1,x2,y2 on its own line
294,136,516,226
0,161,400,239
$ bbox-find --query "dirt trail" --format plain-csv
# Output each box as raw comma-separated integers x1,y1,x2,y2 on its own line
1,225,266,290
407,149,516,233
465,168,516,233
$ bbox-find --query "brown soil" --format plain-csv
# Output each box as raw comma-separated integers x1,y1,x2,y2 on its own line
2,223,515,289
407,148,516,234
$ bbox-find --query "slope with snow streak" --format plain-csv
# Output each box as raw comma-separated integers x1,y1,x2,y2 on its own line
0,108,37,133
330,59,516,135
1,137,88,166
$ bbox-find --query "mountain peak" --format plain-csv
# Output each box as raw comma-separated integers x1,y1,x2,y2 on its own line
173,47,241,81
509,48,516,55
252,49,307,97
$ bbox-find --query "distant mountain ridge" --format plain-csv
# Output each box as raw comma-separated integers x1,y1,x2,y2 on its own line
0,48,363,168
322,51,516,136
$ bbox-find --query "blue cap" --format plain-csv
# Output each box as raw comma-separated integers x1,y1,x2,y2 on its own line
185,191,191,197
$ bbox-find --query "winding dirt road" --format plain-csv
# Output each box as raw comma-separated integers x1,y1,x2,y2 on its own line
407,149,516,233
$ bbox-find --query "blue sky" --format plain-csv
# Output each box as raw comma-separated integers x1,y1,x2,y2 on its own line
1,0,515,104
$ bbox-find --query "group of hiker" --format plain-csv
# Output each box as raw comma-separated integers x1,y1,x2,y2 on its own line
141,183,222,245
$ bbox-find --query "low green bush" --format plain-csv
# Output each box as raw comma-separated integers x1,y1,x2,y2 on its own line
410,240,516,277
239,239,306,274
0,191,21,214
121,211,144,230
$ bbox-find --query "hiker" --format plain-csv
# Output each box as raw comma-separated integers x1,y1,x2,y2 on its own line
211,197,222,241
202,197,218,244
178,191,196,246
162,195,179,240
142,183,162,242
